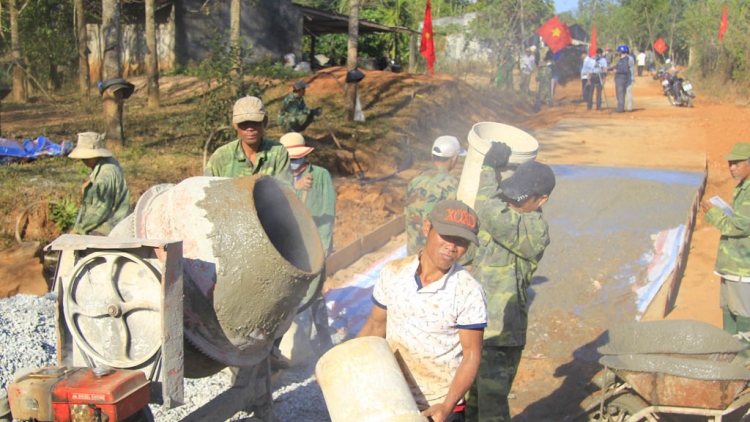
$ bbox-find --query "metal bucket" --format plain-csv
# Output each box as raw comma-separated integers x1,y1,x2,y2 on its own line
117,175,324,377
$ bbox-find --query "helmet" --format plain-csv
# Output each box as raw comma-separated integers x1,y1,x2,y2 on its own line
617,45,629,53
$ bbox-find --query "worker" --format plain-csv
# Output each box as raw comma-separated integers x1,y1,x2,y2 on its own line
405,135,466,256
701,142,750,344
280,132,336,354
68,132,131,236
204,96,292,186
466,143,556,422
359,199,487,422
277,80,322,133
608,45,631,113
519,47,536,95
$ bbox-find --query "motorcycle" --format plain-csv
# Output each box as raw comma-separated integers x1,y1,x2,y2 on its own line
665,69,695,107
652,60,695,107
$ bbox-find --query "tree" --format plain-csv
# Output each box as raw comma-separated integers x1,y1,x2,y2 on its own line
345,0,360,121
9,0,27,102
145,0,160,108
102,0,125,148
76,0,90,96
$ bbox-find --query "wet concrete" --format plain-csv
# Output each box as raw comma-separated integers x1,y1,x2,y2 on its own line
600,354,750,381
598,320,742,356
526,164,706,362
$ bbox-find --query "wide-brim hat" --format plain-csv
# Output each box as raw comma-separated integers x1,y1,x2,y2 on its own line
280,132,313,159
68,132,112,159
725,142,750,161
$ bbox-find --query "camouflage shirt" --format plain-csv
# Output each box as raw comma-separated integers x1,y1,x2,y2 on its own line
277,92,311,132
75,157,131,236
470,167,550,347
204,138,292,186
536,64,552,101
292,164,336,254
705,177,750,277
405,166,459,255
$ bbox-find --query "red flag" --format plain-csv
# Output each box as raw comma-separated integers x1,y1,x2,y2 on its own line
653,37,668,55
719,5,728,41
535,16,572,53
589,23,597,57
420,0,435,74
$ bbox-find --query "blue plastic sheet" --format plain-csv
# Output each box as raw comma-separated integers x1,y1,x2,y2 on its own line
0,137,73,163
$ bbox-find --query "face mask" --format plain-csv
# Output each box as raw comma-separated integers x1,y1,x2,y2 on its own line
290,158,305,171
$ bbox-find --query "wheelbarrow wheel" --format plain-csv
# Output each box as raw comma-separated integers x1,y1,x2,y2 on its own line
586,393,648,422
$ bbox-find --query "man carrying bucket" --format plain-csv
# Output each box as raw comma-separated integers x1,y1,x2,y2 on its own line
701,142,750,344
359,200,487,422
466,143,556,422
406,136,466,256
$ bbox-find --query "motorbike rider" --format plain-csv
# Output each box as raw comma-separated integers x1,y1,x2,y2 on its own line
666,59,685,104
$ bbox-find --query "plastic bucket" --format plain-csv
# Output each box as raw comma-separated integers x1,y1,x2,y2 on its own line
457,122,539,208
316,337,428,422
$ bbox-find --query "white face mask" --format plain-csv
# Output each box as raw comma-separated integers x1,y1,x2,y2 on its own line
290,158,305,171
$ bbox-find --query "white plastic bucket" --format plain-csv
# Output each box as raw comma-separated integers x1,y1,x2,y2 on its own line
457,122,539,208
316,337,428,422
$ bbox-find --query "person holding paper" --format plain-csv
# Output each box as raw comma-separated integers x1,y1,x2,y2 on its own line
701,142,750,341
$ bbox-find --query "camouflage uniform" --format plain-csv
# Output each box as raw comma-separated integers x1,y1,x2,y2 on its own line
277,92,314,133
466,167,550,422
705,176,750,335
74,157,131,236
536,64,552,106
405,166,459,255
204,138,292,186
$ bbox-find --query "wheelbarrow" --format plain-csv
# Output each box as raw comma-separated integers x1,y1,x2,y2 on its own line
577,320,750,422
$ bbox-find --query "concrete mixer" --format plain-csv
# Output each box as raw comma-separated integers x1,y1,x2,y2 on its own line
39,174,325,421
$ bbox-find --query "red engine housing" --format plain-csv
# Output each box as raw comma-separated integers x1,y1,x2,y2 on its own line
8,366,150,422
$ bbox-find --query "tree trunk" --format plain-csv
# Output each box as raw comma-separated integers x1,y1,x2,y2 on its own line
9,0,27,103
345,0,360,122
145,0,160,108
76,0,90,96
230,0,241,95
102,0,124,148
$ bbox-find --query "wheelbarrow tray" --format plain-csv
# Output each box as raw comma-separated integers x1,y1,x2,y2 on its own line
598,320,742,362
600,354,750,409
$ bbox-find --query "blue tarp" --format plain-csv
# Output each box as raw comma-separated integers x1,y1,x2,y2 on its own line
0,137,73,164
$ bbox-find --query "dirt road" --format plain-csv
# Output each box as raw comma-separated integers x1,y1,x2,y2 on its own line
509,73,747,420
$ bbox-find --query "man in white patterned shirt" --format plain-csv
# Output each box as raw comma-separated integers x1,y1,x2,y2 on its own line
358,200,487,422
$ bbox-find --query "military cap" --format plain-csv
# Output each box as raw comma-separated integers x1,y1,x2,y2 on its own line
724,143,750,161
293,80,310,91
232,96,266,124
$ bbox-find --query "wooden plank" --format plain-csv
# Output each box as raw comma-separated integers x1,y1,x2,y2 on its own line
325,237,362,277
361,215,405,255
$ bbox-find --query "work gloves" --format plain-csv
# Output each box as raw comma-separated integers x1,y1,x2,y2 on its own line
313,107,323,117
483,141,512,169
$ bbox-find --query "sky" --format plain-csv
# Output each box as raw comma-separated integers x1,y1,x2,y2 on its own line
555,0,578,14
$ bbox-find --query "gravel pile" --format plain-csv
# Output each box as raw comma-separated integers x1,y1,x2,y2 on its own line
0,294,331,422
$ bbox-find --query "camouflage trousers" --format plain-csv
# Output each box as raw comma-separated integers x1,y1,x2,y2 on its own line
465,345,524,422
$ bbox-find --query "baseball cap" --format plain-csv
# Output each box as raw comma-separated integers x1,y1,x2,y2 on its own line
293,80,310,91
280,132,313,159
427,200,479,245
499,161,556,202
432,136,466,158
68,132,112,159
232,96,266,124
725,143,750,161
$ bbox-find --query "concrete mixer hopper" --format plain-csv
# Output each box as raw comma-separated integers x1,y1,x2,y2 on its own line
47,174,325,416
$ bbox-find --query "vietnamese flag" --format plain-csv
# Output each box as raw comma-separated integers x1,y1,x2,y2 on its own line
653,37,668,55
719,5,728,41
420,0,435,74
589,23,597,57
535,16,572,53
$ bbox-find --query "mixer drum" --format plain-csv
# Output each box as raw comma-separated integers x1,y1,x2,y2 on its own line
115,175,324,376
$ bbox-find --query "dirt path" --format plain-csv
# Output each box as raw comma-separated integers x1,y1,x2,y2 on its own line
510,74,748,420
